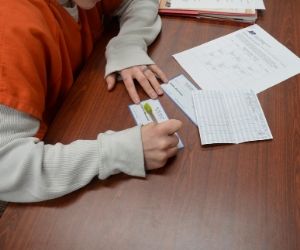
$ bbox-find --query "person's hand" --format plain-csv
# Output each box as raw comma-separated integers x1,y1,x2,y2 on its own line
105,64,168,104
141,119,182,170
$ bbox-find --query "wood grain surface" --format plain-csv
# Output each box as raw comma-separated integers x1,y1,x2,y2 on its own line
0,0,299,249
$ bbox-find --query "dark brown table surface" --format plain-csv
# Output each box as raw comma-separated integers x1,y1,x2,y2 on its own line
1,0,299,249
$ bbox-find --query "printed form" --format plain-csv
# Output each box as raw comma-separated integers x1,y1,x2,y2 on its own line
169,0,266,10
174,24,300,93
192,89,273,145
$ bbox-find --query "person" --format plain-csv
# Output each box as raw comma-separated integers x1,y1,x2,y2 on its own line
0,0,182,202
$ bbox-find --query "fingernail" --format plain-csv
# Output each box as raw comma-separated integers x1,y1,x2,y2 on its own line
157,88,164,95
108,83,113,90
151,93,158,99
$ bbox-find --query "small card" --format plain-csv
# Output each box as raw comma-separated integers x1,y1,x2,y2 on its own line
129,99,184,149
161,74,198,124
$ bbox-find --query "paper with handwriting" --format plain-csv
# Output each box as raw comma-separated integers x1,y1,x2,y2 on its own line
174,25,300,93
192,89,272,144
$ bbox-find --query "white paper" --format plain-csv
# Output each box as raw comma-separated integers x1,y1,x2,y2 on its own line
129,99,184,148
161,75,198,124
192,89,273,145
174,24,300,93
169,0,265,10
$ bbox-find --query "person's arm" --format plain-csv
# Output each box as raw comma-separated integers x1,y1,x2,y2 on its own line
105,0,161,76
0,105,145,202
105,0,168,103
0,104,182,203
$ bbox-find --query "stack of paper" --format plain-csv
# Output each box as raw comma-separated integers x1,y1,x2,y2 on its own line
159,0,266,23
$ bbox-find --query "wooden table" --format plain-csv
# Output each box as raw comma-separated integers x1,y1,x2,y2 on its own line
1,0,299,249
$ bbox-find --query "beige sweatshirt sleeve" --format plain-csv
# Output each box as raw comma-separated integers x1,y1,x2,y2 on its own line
0,105,145,202
105,0,162,76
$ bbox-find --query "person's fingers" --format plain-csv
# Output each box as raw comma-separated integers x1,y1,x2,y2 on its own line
157,119,183,135
135,70,158,99
119,64,168,102
166,146,179,158
143,68,164,96
121,72,140,103
157,135,179,150
148,64,168,83
168,134,180,148
151,158,167,169
105,73,117,91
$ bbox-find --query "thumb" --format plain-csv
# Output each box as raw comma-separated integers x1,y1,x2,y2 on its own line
157,119,182,135
106,74,116,91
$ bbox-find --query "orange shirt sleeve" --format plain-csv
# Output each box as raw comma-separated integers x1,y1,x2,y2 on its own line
0,1,61,121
